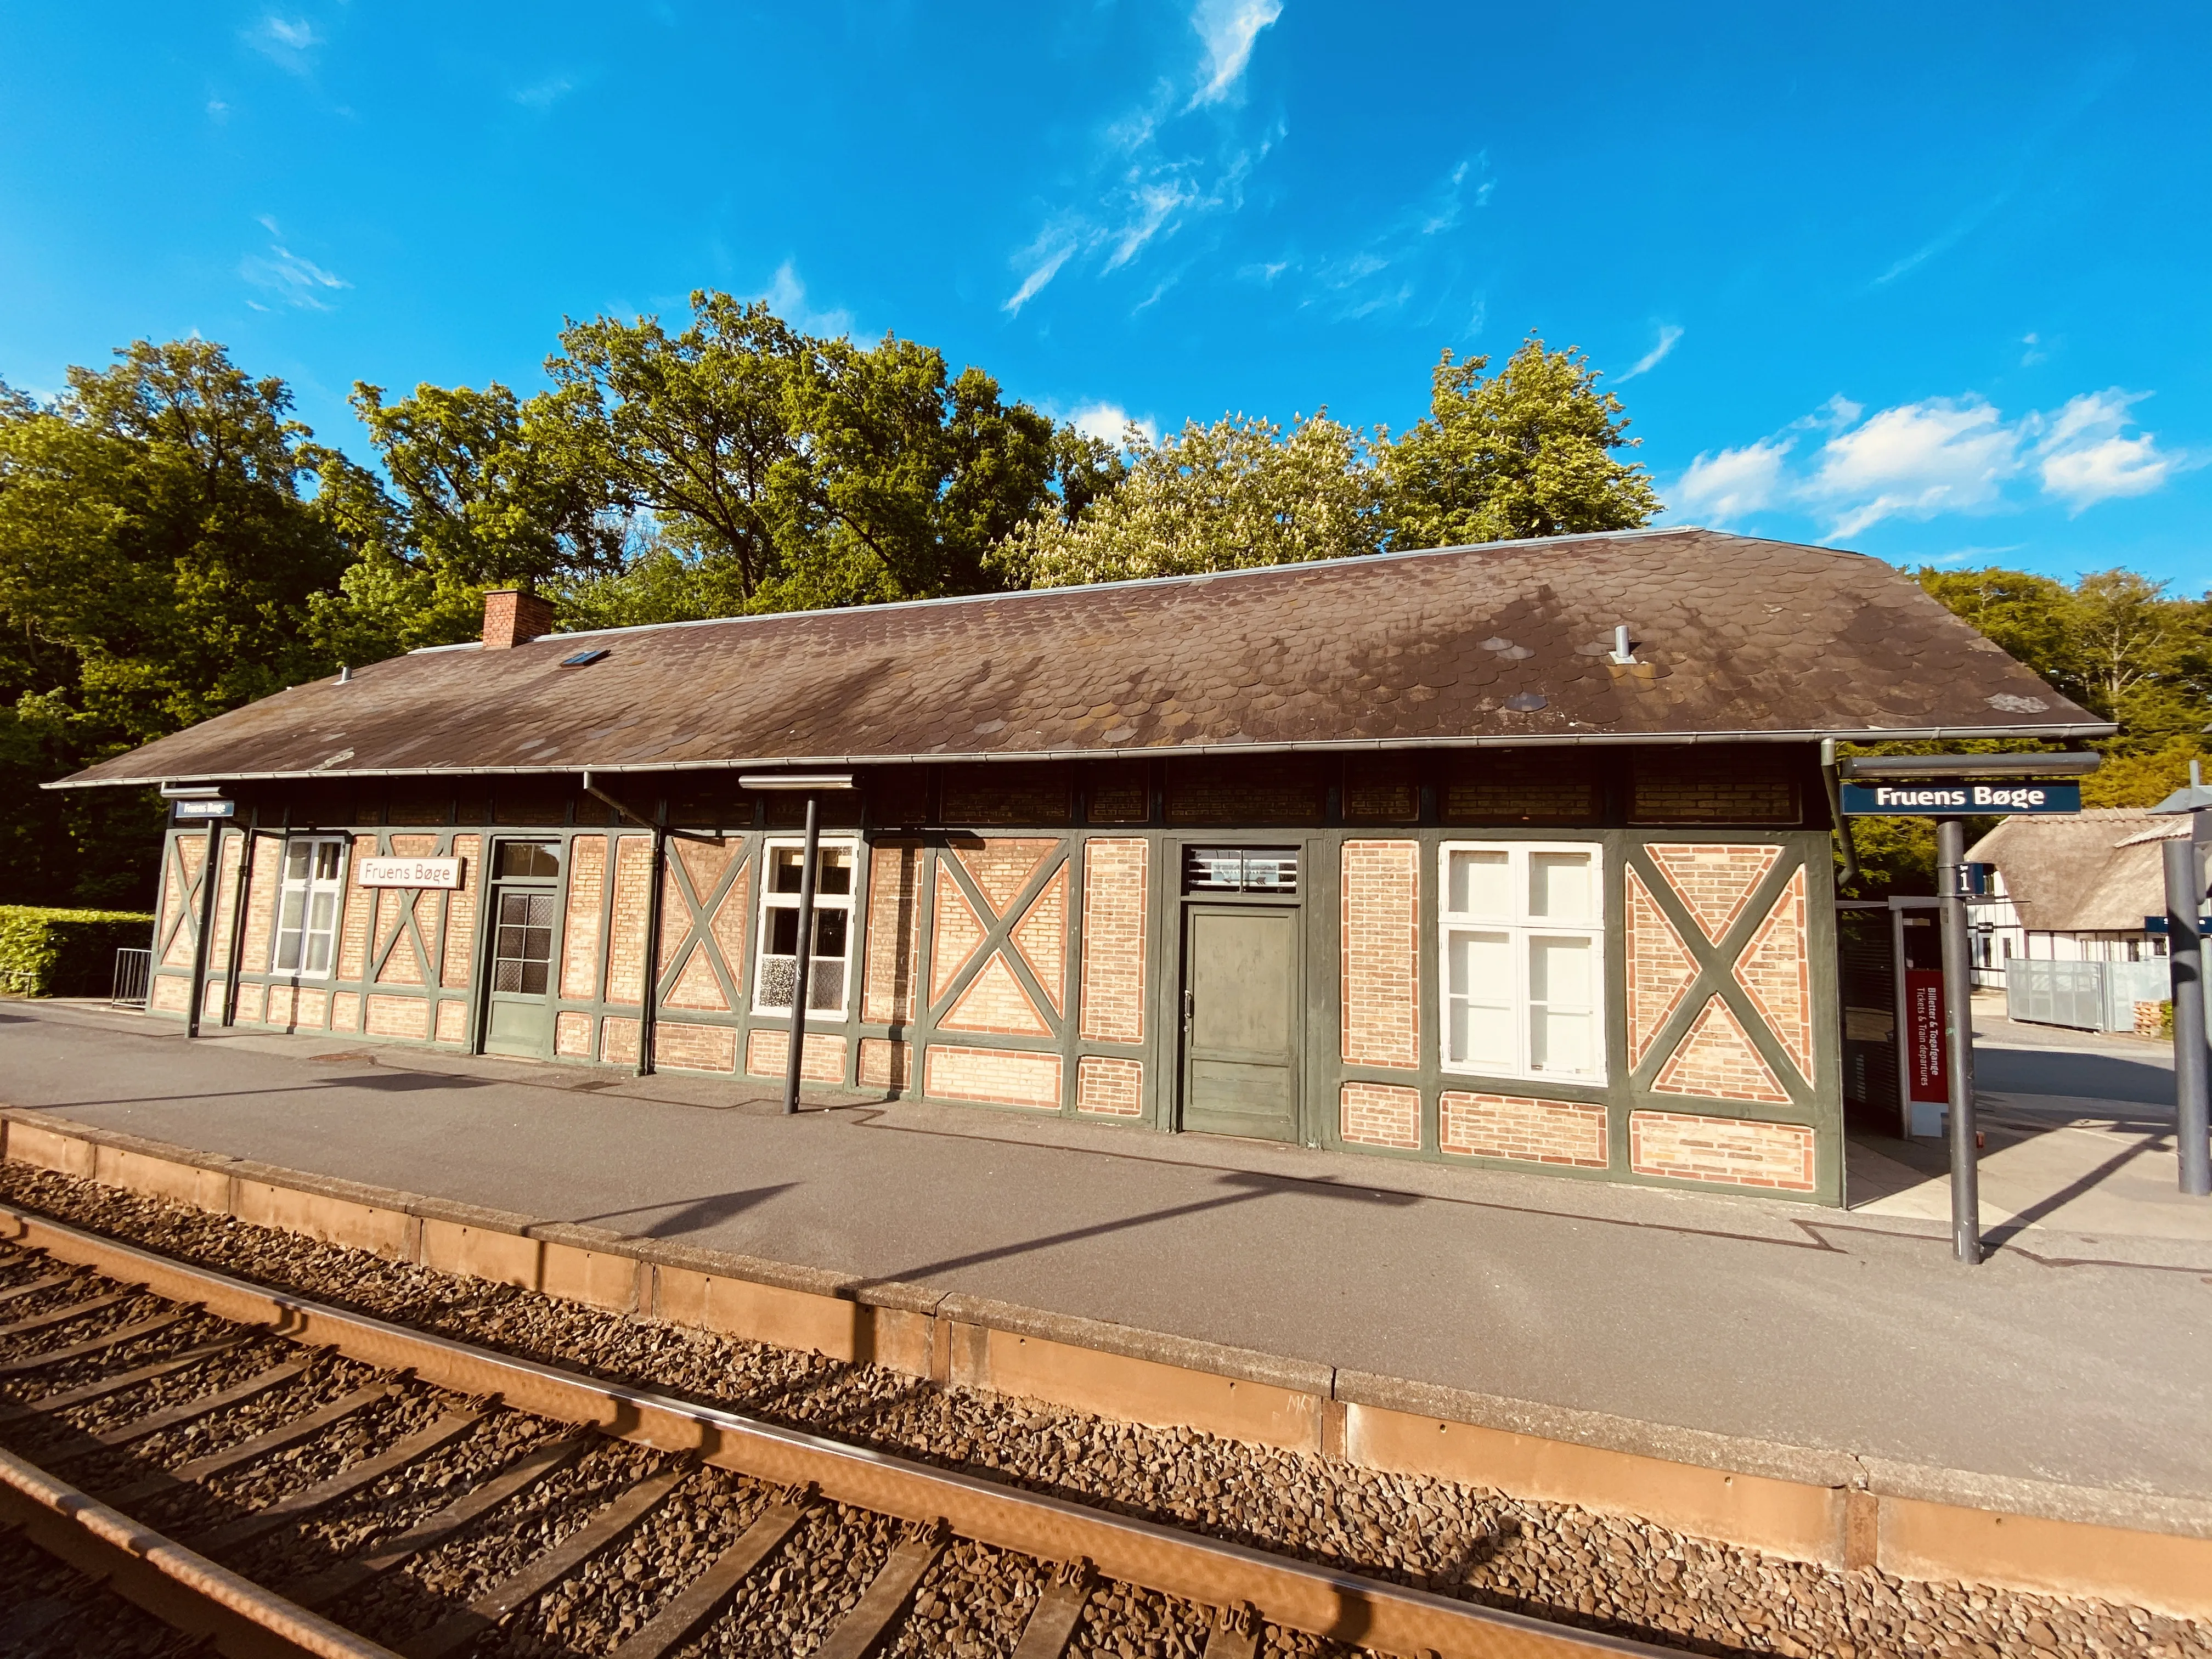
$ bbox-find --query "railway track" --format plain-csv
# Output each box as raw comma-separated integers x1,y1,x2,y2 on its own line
0,1203,1662,1659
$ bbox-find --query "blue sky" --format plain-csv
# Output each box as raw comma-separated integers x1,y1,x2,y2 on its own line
3,3,2207,587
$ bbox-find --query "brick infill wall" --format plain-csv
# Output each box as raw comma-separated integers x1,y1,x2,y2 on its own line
1340,839,1418,1069
1630,1110,1815,1192
1440,1092,1608,1169
1339,1081,1421,1149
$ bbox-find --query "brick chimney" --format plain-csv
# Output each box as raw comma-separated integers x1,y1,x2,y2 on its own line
482,588,555,650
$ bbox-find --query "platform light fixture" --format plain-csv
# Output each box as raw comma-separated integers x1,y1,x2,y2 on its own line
738,773,858,1114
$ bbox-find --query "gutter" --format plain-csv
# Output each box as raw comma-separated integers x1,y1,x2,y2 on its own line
44,721,2121,790
1820,739,1860,888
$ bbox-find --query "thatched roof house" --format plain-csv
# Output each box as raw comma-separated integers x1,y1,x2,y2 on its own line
1968,809,2201,935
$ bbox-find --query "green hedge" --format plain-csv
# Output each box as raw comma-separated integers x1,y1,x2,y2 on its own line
0,907,157,998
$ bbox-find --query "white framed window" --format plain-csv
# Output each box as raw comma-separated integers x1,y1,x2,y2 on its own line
753,838,856,1018
1438,841,1606,1085
272,837,348,978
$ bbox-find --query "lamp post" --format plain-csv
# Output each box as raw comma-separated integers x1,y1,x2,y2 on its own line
738,773,856,1115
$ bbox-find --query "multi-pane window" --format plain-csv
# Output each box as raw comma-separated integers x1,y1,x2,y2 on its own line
490,841,561,996
754,840,855,1016
272,837,347,977
491,893,557,993
1439,842,1605,1084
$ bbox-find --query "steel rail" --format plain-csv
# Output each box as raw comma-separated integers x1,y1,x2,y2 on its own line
0,1200,1668,1659
0,1443,401,1659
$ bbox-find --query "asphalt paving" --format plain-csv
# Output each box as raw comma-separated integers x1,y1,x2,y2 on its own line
4,998,2209,1504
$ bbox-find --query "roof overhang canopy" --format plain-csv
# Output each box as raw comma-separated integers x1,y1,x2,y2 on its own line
53,528,2112,792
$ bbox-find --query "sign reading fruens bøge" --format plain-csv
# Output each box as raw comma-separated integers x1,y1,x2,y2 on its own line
1839,781,2080,816
356,856,464,889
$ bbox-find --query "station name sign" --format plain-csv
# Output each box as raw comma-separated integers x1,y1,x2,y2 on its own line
1840,781,2080,816
356,856,465,889
172,798,234,820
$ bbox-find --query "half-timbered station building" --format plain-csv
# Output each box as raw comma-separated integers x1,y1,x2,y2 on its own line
55,528,2106,1206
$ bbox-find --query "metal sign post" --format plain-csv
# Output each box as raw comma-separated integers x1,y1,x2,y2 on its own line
1838,751,2100,1263
1936,819,1982,1264
2149,763,2212,1198
2165,836,2210,1197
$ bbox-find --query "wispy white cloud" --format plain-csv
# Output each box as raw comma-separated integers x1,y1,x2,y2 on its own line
247,15,321,73
1005,235,1079,314
206,98,230,121
1288,155,1492,324
239,219,349,310
2019,331,2050,367
1417,159,1489,234
1674,437,1793,523
1615,324,1683,383
1809,399,2018,536
1064,402,1158,448
1001,0,1284,315
1920,543,2028,567
512,75,574,110
1875,190,2012,285
2034,390,2178,510
1187,0,1283,108
757,261,852,337
1669,387,2188,534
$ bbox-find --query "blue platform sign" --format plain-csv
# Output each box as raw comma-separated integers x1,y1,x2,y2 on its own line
1839,780,2080,816
172,798,235,820
2143,915,2212,936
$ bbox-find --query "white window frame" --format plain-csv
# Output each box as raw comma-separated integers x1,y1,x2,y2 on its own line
751,836,859,1021
270,835,349,980
1437,839,1607,1086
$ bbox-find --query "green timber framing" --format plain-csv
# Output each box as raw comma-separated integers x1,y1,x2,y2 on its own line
140,744,1846,1206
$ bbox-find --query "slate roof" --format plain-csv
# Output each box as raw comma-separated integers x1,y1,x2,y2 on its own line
56,527,2110,788
1967,810,2203,933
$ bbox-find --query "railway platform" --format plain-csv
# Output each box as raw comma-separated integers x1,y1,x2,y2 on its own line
3,995,2209,1522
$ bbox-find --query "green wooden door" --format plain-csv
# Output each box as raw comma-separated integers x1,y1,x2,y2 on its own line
482,841,562,1058
1180,906,1300,1141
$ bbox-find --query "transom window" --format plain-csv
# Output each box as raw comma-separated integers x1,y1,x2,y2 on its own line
272,837,347,978
1182,845,1300,895
754,839,855,1018
1439,842,1605,1084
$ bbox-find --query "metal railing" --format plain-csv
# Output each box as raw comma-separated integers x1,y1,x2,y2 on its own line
110,947,151,1009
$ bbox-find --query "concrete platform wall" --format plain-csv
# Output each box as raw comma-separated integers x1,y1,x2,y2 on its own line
5,1107,2208,1620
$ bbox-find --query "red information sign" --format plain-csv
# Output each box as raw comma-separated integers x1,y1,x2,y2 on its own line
1905,969,1948,1103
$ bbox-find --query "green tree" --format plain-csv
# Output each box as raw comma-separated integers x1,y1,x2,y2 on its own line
1380,336,1660,548
316,380,627,660
766,332,1066,607
543,294,1099,617
543,295,802,605
992,411,1379,589
1912,568,2077,695
1845,566,2212,892
1914,563,2210,800
0,341,354,905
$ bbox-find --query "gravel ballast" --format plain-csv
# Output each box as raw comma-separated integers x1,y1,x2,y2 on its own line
2,1160,2207,1658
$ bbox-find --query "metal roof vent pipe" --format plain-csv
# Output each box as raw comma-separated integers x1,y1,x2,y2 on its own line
337,664,351,684
483,588,555,650
1609,624,1638,664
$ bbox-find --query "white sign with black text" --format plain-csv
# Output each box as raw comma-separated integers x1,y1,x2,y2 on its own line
356,856,465,889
